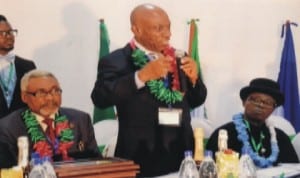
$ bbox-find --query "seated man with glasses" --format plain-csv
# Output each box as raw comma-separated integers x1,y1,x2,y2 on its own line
0,14,36,119
206,78,299,167
0,69,102,168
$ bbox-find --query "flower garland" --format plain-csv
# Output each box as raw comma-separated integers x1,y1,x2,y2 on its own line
130,41,183,104
233,113,279,168
22,109,74,161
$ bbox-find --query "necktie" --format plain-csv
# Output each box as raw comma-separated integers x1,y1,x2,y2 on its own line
43,118,56,144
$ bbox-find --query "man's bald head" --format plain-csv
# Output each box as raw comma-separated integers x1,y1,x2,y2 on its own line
130,4,171,52
130,4,165,25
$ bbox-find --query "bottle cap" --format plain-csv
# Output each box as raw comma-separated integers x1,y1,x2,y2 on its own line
31,152,40,159
33,158,42,165
184,150,193,157
224,149,233,154
204,150,213,157
242,147,250,155
43,156,52,162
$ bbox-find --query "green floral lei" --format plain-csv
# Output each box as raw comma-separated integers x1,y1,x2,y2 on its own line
22,109,74,160
132,48,183,104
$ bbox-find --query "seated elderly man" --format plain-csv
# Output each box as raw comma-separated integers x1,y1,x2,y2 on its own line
0,69,101,168
206,78,299,168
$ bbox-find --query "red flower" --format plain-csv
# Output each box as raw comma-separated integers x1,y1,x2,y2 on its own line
162,46,175,58
34,141,53,158
56,121,69,135
163,47,180,91
57,141,74,161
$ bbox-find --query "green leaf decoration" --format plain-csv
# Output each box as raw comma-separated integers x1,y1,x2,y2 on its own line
131,47,184,104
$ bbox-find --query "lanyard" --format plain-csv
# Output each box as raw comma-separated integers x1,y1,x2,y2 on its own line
0,63,14,93
244,119,265,153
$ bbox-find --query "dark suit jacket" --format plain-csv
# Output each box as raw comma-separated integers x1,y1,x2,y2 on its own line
91,44,207,177
0,107,101,168
0,56,36,119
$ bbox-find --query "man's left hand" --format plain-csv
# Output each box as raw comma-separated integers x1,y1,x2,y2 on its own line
180,57,199,85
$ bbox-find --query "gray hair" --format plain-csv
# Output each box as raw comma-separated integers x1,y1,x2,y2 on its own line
21,69,58,91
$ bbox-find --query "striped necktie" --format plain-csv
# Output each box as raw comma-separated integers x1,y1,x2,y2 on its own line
43,118,56,144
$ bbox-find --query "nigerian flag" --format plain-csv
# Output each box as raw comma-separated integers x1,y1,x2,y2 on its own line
93,19,116,123
188,19,207,119
188,19,202,79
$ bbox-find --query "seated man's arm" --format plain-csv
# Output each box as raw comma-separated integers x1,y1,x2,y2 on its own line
0,137,17,168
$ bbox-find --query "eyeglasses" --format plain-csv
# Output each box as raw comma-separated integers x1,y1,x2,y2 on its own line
247,96,276,109
0,29,18,38
26,88,62,98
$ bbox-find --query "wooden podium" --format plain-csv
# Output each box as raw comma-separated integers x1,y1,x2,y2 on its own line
54,157,140,178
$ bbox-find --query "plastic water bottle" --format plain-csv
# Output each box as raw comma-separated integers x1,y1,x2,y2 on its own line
178,150,199,178
42,156,57,178
199,150,218,178
28,158,47,178
239,148,257,178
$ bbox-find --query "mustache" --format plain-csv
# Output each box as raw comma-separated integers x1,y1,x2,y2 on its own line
0,46,14,52
41,101,60,109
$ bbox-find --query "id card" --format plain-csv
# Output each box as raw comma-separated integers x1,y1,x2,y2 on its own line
158,108,182,126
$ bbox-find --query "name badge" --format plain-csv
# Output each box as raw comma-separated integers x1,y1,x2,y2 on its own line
158,108,182,126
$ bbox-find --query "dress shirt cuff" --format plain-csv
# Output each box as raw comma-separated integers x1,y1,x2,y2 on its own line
135,71,145,89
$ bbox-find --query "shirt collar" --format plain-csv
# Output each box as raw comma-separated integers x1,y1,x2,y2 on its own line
132,39,161,58
33,112,56,131
0,53,15,70
0,53,15,63
33,112,55,121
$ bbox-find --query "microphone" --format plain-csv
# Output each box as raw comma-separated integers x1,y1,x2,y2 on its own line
175,49,188,92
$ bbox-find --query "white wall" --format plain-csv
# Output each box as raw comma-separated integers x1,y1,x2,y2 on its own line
1,0,300,129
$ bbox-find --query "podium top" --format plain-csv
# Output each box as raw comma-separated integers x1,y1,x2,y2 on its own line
54,157,140,178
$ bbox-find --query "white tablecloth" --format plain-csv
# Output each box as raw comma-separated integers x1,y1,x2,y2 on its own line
155,163,300,178
256,163,300,178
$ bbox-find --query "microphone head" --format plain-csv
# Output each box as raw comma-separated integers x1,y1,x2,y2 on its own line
175,49,186,58
174,49,188,92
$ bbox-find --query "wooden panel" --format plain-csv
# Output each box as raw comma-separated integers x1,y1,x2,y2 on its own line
54,157,140,178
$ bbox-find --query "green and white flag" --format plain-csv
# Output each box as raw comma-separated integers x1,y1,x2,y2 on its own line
93,20,116,124
188,19,207,119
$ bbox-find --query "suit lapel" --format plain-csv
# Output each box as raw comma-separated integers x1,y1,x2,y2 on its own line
10,57,23,109
0,86,8,110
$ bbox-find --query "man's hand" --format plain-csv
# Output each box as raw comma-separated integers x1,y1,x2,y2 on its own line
180,57,199,85
138,55,172,82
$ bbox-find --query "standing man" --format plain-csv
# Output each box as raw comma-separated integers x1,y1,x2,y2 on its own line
91,3,207,177
0,15,36,118
0,70,101,168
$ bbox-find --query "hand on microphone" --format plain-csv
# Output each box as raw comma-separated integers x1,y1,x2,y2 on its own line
138,55,172,82
180,57,199,85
